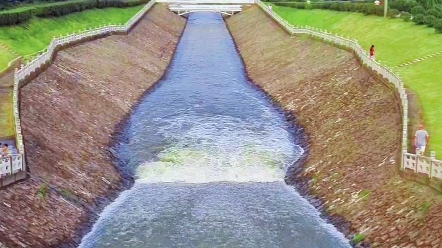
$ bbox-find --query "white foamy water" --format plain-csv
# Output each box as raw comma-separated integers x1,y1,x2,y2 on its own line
135,112,301,184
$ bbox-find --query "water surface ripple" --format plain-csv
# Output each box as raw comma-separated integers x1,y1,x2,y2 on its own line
78,13,351,248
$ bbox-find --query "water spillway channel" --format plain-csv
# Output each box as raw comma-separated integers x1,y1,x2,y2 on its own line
79,13,351,248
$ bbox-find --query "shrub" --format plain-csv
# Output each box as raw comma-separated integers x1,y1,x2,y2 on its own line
1,0,71,11
34,0,97,18
401,11,412,21
330,3,340,11
0,7,33,26
375,5,384,15
413,13,425,24
0,0,148,26
360,3,370,14
351,3,368,12
353,233,365,243
388,8,401,17
411,5,425,15
426,8,441,18
98,0,150,8
289,2,299,8
362,4,375,15
390,0,418,12
424,14,437,26
274,3,289,7
340,2,351,11
37,184,50,199
312,3,327,9
434,18,442,32
274,2,305,9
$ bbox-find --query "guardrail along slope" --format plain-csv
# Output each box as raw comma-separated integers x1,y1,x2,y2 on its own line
226,4,442,246
0,4,187,247
1,2,157,183
256,2,442,187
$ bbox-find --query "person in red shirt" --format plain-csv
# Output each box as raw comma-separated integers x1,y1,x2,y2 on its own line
370,45,375,60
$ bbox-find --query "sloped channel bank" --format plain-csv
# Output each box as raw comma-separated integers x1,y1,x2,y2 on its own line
227,7,441,247
0,5,186,247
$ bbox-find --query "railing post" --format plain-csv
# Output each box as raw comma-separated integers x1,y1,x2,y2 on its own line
430,151,436,178
415,151,420,173
9,156,12,175
402,149,407,170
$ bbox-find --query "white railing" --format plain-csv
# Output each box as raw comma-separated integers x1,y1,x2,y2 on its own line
7,1,157,180
169,4,242,15
169,4,243,10
403,152,442,180
158,0,254,3
256,1,413,170
0,155,24,178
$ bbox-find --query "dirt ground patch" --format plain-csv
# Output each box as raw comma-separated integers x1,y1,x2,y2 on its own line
0,5,186,247
227,6,442,247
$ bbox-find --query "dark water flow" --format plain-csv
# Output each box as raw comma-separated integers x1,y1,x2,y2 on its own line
78,13,351,248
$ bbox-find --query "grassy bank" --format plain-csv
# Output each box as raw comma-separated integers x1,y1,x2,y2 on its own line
0,90,14,138
0,46,16,70
0,5,143,69
272,5,442,155
0,5,143,139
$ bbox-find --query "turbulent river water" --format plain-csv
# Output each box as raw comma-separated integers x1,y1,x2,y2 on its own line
78,13,351,248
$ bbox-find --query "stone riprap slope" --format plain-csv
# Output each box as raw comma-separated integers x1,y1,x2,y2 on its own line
227,6,442,247
0,5,186,247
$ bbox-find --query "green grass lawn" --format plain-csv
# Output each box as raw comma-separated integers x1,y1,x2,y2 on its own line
0,46,16,71
0,5,143,70
272,5,442,156
0,90,14,138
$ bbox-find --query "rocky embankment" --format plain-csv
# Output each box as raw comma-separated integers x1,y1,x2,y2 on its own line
0,5,185,247
228,6,442,247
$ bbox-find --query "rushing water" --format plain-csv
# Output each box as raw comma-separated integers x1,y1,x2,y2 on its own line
78,13,351,248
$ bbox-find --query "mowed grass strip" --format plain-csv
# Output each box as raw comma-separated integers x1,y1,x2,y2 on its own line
396,58,442,154
0,90,14,138
0,5,143,69
0,46,16,70
272,6,442,155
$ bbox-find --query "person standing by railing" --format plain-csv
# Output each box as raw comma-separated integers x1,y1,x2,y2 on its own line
370,45,376,60
1,144,10,157
415,125,430,155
